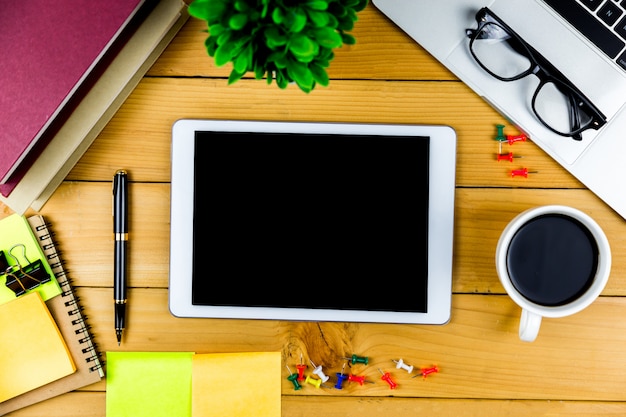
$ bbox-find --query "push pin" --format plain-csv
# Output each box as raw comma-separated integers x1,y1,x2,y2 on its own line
347,374,374,386
511,168,538,178
412,365,439,379
296,354,307,381
310,360,330,383
392,358,414,374
343,354,368,366
378,368,398,390
334,364,348,390
305,374,322,388
495,124,506,142
496,152,522,162
285,365,302,390
505,133,528,145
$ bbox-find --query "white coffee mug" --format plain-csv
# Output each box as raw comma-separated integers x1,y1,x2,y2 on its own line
495,205,611,342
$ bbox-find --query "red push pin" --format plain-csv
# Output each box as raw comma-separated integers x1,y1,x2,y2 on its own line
378,368,398,390
511,168,538,178
295,354,306,381
496,152,522,162
347,374,374,386
348,374,366,385
505,134,528,145
296,364,307,381
412,365,439,379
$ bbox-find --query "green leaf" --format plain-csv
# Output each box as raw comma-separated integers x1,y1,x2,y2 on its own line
286,60,314,90
272,7,284,24
312,27,343,48
254,61,266,79
216,29,232,46
265,26,287,48
227,69,246,85
234,0,249,12
306,10,329,27
229,13,248,30
214,42,234,66
275,69,290,89
288,34,318,61
306,1,329,10
310,63,329,86
233,47,250,73
189,0,228,24
261,0,270,18
341,32,356,45
205,36,218,56
354,0,369,12
325,13,338,28
285,8,307,33
208,23,226,37
268,51,289,68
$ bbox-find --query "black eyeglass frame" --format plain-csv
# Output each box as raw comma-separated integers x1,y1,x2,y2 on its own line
466,7,607,140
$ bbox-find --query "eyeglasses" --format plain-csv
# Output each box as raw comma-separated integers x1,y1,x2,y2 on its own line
466,8,606,141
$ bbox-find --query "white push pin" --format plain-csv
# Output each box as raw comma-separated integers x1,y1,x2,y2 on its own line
392,358,414,373
310,360,330,383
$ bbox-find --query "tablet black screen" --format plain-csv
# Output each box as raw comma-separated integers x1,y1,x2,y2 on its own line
191,131,429,313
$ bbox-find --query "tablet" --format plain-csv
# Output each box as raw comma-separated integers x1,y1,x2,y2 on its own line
169,119,456,324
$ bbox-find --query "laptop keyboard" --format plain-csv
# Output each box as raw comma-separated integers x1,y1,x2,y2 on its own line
542,0,626,71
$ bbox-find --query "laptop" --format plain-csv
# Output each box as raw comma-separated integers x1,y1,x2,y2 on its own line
372,0,626,219
168,119,456,324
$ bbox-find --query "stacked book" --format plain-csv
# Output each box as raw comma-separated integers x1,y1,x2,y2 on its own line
0,0,189,214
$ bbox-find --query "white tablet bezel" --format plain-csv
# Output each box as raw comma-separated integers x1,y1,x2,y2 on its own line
169,119,456,324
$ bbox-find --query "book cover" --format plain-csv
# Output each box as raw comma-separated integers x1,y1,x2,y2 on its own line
0,0,146,184
0,0,189,214
0,215,105,415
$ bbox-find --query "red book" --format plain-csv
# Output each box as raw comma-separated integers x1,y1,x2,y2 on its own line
0,0,146,185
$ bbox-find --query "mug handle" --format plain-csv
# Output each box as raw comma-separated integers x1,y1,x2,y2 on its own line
519,309,542,342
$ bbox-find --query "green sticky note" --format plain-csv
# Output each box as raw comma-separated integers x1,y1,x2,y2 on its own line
0,214,61,304
106,352,194,417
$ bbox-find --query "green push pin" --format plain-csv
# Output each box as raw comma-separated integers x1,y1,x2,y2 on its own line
285,365,302,390
495,124,506,141
344,354,368,365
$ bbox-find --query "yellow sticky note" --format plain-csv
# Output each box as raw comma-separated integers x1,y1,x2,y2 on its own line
106,351,194,417
192,352,281,417
0,291,76,402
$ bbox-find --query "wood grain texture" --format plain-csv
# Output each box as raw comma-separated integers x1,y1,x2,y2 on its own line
4,3,626,416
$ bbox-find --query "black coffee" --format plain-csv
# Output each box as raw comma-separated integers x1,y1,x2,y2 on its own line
506,214,599,306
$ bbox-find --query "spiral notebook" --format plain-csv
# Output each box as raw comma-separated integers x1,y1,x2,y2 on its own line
0,215,104,415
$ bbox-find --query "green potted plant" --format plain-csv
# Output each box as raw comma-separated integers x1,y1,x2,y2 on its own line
188,0,369,93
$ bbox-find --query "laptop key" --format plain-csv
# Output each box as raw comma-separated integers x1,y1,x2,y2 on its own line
543,0,625,58
598,2,624,26
618,50,626,70
581,0,603,12
616,15,626,40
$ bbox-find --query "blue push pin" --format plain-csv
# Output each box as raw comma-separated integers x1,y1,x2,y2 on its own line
334,364,348,389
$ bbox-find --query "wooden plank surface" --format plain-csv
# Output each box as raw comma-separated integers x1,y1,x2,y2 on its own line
4,3,626,416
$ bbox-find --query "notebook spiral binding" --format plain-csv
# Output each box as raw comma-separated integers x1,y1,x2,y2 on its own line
32,219,105,374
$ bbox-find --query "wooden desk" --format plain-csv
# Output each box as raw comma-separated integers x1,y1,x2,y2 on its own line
5,4,626,416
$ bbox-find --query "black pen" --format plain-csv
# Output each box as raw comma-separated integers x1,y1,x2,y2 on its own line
113,169,128,345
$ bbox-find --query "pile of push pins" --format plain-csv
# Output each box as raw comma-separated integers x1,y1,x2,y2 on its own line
494,124,535,178
285,354,439,391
